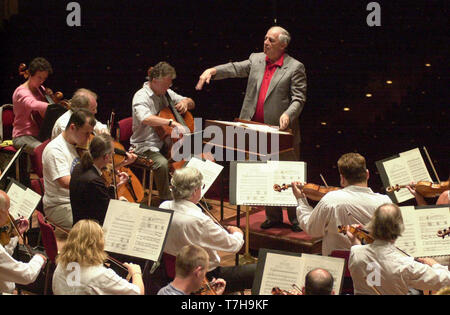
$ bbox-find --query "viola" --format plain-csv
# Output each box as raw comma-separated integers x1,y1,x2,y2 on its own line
437,227,450,239
386,181,449,198
273,182,340,201
338,225,374,244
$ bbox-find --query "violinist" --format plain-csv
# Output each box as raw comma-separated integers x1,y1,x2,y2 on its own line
157,167,256,294
70,134,137,226
304,268,334,295
158,244,226,295
12,57,53,154
348,204,450,295
51,88,109,139
130,61,195,202
52,219,144,295
42,109,96,235
0,190,47,294
293,153,392,256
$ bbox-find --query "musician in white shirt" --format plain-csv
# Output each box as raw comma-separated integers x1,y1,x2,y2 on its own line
348,203,450,295
293,153,392,255
0,190,47,294
159,167,255,294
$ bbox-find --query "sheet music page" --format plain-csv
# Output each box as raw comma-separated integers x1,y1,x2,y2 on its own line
382,157,414,203
103,200,173,261
258,253,303,295
415,207,450,257
268,161,306,206
299,254,345,295
396,206,421,257
6,182,41,220
185,157,223,198
236,163,272,205
399,148,432,182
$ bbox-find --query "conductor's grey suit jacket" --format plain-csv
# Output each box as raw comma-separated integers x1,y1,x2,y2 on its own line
213,52,307,146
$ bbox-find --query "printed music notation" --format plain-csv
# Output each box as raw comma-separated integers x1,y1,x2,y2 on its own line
103,200,173,261
396,206,450,257
235,161,306,206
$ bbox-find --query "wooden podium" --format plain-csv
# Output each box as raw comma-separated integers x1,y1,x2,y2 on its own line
202,119,294,265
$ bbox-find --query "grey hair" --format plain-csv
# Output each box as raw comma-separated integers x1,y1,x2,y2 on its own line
270,26,291,46
366,203,405,241
170,167,203,201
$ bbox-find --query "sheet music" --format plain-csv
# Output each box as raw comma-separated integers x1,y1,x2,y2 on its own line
299,254,345,295
399,148,433,183
259,253,303,295
213,120,291,135
396,206,450,257
396,206,420,256
103,200,173,261
382,158,413,203
185,157,223,198
235,161,306,206
7,181,41,220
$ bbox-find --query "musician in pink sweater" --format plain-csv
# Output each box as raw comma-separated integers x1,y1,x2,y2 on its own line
12,57,52,154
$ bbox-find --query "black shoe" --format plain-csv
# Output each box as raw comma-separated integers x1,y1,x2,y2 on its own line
291,224,302,232
260,219,277,229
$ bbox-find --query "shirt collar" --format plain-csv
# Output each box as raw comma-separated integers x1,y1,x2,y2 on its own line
266,53,285,68
93,164,103,176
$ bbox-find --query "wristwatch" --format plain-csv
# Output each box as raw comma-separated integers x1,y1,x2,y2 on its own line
168,119,173,126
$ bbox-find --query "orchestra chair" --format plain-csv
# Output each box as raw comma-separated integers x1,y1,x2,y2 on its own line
116,116,156,206
0,104,20,179
330,250,354,295
162,253,176,279
30,139,50,178
36,210,58,295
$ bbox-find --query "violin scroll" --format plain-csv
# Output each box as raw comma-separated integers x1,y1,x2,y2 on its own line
437,227,450,239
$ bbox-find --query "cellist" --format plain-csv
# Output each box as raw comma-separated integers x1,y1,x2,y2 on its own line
70,134,137,226
130,61,195,202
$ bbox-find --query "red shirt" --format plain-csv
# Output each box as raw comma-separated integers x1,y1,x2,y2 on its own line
252,54,285,123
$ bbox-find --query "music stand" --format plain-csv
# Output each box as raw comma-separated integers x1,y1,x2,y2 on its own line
0,146,24,190
204,119,294,265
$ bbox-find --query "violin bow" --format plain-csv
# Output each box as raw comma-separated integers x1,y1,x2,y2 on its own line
423,146,441,184
198,199,228,232
320,174,329,188
108,110,118,199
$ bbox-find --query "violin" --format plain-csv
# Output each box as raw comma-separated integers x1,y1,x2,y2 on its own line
195,278,218,295
386,181,449,198
271,285,303,295
437,227,450,239
0,220,16,246
273,182,340,201
338,225,374,244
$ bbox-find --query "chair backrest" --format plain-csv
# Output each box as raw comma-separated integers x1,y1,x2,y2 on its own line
330,250,353,295
36,211,58,264
117,117,133,150
0,104,14,141
163,253,176,279
31,139,51,178
30,178,45,212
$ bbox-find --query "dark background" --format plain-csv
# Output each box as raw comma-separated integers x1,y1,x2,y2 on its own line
0,0,448,197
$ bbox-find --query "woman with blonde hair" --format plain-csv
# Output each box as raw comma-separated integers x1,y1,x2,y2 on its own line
52,219,144,295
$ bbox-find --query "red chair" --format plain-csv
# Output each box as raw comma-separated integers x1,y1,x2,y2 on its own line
36,210,58,295
36,211,58,264
162,253,176,279
30,177,45,212
116,116,155,205
0,104,17,153
116,117,133,151
30,139,50,178
330,250,354,295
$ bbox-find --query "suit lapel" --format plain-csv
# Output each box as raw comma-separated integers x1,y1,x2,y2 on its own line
255,57,266,99
264,55,290,102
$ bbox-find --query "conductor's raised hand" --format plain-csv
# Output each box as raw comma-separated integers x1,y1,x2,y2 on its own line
195,68,217,90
